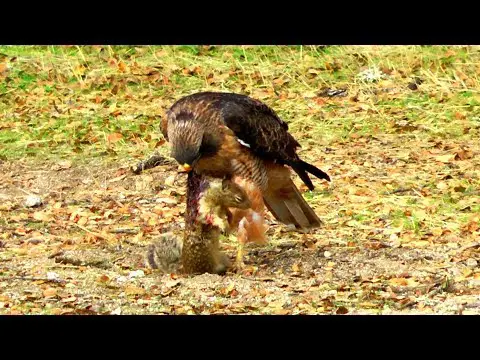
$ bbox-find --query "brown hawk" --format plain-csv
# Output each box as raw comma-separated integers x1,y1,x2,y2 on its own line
161,92,330,230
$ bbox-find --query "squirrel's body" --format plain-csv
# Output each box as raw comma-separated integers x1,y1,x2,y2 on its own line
146,175,251,274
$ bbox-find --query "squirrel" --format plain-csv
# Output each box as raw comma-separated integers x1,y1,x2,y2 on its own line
145,174,251,274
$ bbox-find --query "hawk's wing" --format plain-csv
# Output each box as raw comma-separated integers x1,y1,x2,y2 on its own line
167,92,330,190
216,94,302,165
213,93,330,189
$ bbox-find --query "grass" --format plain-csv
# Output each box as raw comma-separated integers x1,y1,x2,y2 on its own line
1,45,478,163
1,46,480,314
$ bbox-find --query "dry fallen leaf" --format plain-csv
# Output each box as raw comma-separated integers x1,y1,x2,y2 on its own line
455,149,473,160
389,278,409,286
61,296,77,303
125,285,146,296
164,174,176,187
43,287,57,298
434,154,456,163
107,133,123,143
291,263,301,272
97,275,110,283
32,211,52,222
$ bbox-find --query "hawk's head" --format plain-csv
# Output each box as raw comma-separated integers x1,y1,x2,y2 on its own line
167,111,220,172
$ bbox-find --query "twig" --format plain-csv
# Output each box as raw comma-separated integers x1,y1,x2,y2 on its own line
383,187,411,195
110,228,139,235
131,153,174,174
14,186,34,196
4,276,66,284
239,275,276,282
71,222,114,242
113,255,126,263
45,264,80,269
458,242,480,253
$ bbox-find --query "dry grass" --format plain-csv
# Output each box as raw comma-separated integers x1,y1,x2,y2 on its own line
0,45,479,314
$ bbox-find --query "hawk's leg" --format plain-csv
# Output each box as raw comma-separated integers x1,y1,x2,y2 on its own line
235,218,248,271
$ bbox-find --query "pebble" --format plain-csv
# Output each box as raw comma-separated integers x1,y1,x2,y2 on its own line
466,258,478,268
110,307,122,315
116,276,128,284
25,195,42,208
128,270,145,279
46,272,60,281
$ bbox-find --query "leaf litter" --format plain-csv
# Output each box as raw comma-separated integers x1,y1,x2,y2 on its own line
0,45,480,314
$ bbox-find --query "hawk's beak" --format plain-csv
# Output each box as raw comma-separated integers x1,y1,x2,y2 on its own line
178,163,192,173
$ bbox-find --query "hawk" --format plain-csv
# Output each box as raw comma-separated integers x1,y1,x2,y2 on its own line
161,92,330,230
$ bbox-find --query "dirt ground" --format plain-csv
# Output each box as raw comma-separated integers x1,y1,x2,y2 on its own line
1,46,479,314
1,154,479,315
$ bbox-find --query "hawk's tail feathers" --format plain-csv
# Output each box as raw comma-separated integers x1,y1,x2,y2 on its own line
263,178,322,230
291,160,330,191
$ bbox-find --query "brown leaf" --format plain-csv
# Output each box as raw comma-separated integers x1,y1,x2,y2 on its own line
455,149,473,160
156,197,177,205
97,275,110,283
107,133,123,143
445,49,456,57
291,263,301,273
434,154,456,163
463,221,479,233
74,65,86,76
77,216,88,226
32,211,52,222
61,296,77,303
409,240,430,248
365,241,388,250
51,160,72,171
152,205,164,216
389,278,408,286
336,306,349,314
43,287,57,298
125,285,145,296
164,175,176,187
0,62,8,74
117,61,127,73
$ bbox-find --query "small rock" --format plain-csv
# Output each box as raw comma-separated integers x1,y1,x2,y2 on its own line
110,307,122,315
27,238,43,245
116,276,128,284
466,258,478,268
25,195,42,208
285,224,297,232
128,270,145,279
51,160,72,171
46,272,60,281
324,251,332,258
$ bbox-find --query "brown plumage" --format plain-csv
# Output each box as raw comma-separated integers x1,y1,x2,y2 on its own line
161,91,330,230
228,176,268,268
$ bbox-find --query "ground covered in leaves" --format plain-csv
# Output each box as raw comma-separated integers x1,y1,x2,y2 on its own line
1,46,479,314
